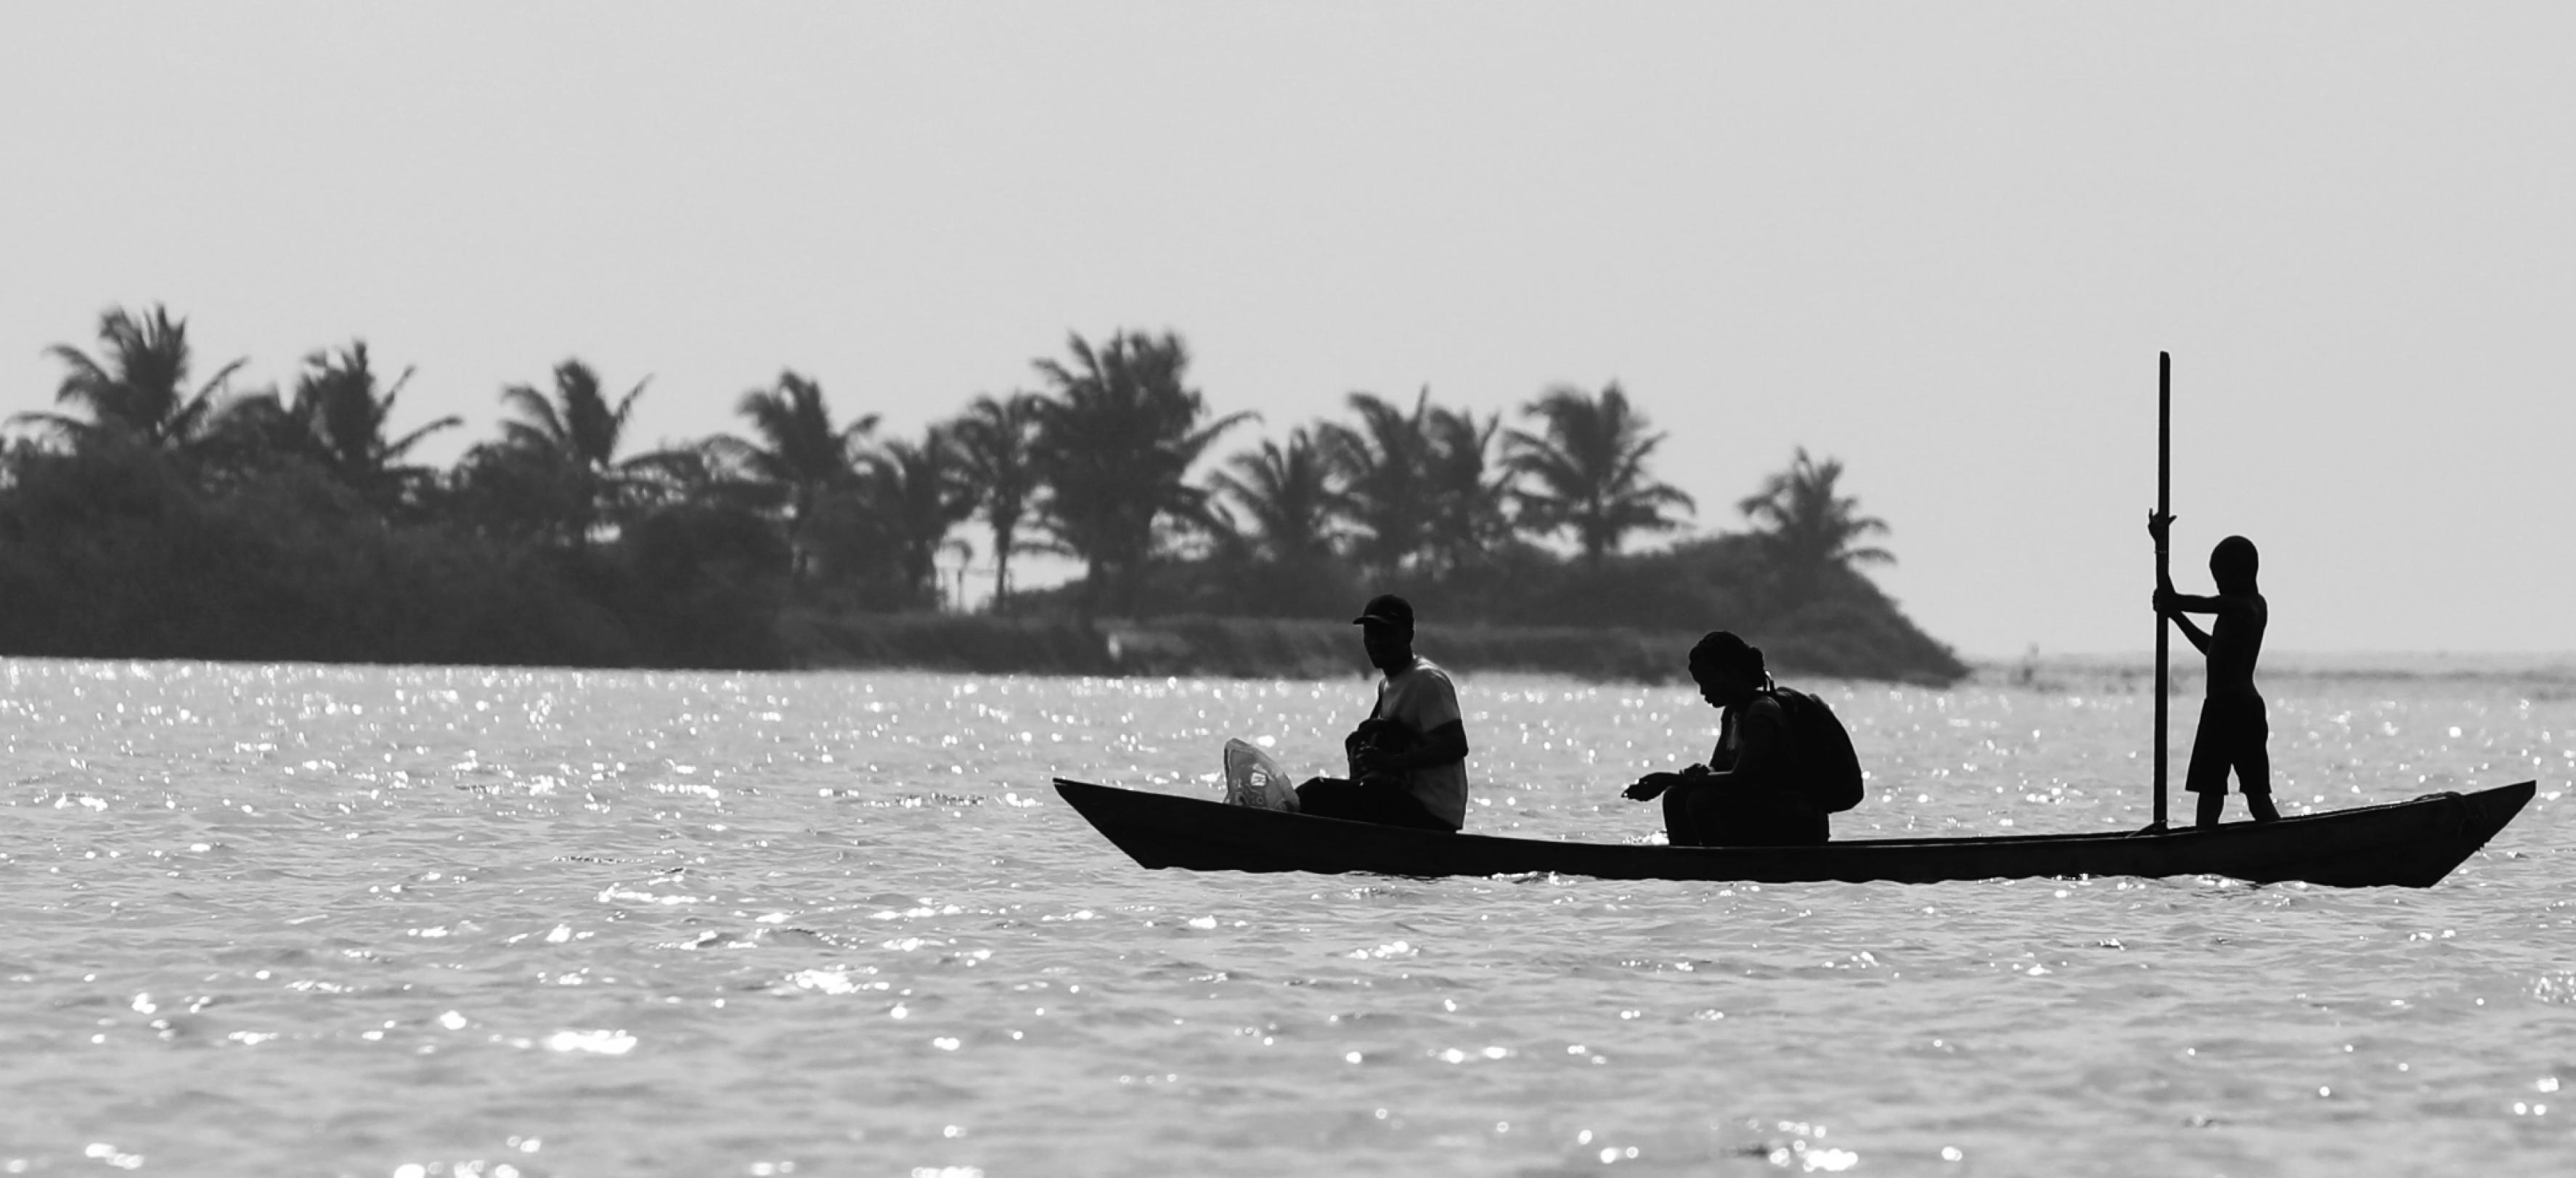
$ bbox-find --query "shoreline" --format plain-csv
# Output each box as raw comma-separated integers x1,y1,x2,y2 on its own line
1968,649,2576,694
780,610,1970,686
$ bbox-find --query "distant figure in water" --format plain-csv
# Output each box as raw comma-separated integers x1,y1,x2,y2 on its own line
1294,594,1471,832
1621,632,1827,846
2151,515,2281,826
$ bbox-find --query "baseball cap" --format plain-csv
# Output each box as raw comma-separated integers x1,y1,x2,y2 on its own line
1351,593,1414,628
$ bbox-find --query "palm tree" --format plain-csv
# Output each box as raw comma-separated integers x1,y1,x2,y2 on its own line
947,391,1043,608
1420,403,1515,577
1320,388,1434,577
14,305,246,452
1504,381,1695,568
1209,426,1345,566
1030,330,1250,616
491,359,654,544
618,438,772,517
500,359,645,468
1737,447,1893,599
714,370,876,580
285,341,461,508
856,429,977,606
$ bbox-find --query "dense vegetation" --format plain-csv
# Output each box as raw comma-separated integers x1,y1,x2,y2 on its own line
0,304,1965,682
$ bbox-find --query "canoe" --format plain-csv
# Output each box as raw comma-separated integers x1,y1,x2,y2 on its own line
1053,777,2537,888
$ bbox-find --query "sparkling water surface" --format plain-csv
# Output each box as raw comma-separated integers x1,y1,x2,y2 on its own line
3,659,2570,1177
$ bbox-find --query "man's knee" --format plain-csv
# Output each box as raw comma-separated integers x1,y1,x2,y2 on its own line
1295,778,1359,818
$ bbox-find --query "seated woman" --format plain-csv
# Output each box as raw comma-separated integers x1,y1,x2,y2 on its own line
1621,632,1827,847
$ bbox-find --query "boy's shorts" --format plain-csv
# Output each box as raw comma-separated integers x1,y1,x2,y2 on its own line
2185,694,2270,796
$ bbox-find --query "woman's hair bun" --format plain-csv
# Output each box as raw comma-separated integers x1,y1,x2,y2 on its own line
1688,630,1763,675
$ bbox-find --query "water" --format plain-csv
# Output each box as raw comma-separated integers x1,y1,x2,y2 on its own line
3,659,2570,1177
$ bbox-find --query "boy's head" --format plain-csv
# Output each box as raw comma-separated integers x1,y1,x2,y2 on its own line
2209,535,2259,593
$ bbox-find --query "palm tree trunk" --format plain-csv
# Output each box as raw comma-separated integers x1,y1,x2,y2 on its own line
1075,561,1104,622
788,485,813,582
992,532,1013,611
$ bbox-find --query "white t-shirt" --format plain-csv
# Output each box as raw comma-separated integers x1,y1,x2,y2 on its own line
1374,657,1470,829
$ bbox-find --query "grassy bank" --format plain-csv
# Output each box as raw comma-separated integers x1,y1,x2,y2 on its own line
781,610,1968,685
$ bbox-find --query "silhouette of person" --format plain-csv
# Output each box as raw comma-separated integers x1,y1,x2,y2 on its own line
2150,514,2281,826
1621,632,1826,846
1293,594,1472,832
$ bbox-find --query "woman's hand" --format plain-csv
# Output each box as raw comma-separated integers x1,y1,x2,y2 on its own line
1623,769,1698,801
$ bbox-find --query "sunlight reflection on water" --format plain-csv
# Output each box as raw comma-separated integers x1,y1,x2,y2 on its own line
1,659,2568,1175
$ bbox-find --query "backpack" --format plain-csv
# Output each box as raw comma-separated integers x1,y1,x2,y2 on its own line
1766,686,1865,813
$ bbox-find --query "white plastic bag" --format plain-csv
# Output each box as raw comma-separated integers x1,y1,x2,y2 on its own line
1222,739,1301,813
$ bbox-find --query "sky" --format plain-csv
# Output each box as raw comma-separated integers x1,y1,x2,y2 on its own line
4,2,2571,659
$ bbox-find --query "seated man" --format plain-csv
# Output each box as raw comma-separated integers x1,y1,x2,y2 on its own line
1621,631,1826,846
1294,594,1471,832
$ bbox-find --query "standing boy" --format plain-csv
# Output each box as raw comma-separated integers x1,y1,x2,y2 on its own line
2151,515,2281,826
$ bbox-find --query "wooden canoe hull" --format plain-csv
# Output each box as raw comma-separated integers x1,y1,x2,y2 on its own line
1053,778,2536,888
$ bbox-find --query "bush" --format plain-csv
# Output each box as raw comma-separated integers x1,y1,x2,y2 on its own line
0,445,791,669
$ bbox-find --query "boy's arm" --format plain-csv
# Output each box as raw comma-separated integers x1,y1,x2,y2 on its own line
2148,514,2183,604
2156,587,2260,654
2157,590,2229,615
2146,514,2244,617
2145,510,2220,653
2167,609,2211,655
2158,587,2254,618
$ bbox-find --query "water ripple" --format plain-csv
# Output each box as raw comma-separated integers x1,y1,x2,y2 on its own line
0,661,2564,1174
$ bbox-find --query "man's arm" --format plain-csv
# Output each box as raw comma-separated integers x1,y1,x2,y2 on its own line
1344,720,1379,769
1354,669,1466,781
1356,720,1467,781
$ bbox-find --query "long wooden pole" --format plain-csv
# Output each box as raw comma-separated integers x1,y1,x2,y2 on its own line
2153,352,2171,827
